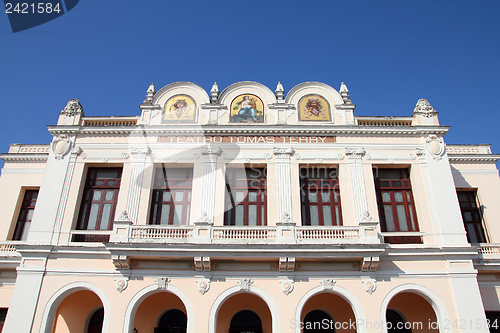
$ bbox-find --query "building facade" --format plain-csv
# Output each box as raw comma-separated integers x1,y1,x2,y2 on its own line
0,81,499,333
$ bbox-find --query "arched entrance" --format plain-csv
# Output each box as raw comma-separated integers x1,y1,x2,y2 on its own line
229,310,262,333
300,292,356,333
386,292,438,332
52,290,104,333
133,291,187,333
216,292,271,333
155,309,187,333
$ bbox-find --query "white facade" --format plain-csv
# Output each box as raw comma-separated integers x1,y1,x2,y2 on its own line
0,81,499,333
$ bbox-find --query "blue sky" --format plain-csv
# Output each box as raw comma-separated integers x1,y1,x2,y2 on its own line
1,1,499,166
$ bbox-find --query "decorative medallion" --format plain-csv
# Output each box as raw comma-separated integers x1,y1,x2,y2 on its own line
162,94,197,123
52,135,72,160
115,277,128,293
156,277,171,290
362,277,377,295
298,94,331,122
196,278,211,295
426,135,445,160
280,279,294,295
238,278,254,291
230,94,265,123
321,278,336,290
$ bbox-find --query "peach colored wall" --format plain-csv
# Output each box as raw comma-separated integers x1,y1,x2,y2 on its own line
133,291,186,333
52,290,103,333
301,293,356,333
216,292,272,333
388,292,438,333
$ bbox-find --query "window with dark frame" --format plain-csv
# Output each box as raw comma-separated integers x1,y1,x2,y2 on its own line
457,190,487,243
149,167,193,226
73,168,122,242
300,167,342,226
374,168,421,244
12,190,38,241
224,167,267,226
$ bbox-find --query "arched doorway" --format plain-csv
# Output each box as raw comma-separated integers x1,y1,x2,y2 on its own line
155,309,187,333
386,309,411,333
303,310,335,333
300,292,356,333
87,308,104,333
133,291,187,333
216,292,272,333
52,290,104,333
229,310,262,333
386,292,438,332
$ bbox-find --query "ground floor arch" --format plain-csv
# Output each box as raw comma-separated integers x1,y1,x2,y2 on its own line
300,292,356,333
381,284,451,333
216,292,271,333
39,282,110,333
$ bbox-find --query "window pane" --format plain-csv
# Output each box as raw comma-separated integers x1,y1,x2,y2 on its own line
384,206,395,231
248,205,257,226
396,205,408,231
105,191,114,201
173,205,182,225
96,169,119,179
100,204,112,230
163,191,171,202
235,206,244,225
323,206,332,226
249,192,257,202
175,192,184,202
408,204,416,231
321,192,330,202
236,191,246,202
394,192,403,202
308,192,318,203
310,206,319,226
463,212,472,221
26,209,34,221
382,192,391,202
88,204,100,229
20,222,30,241
92,191,102,201
466,223,478,243
160,205,170,225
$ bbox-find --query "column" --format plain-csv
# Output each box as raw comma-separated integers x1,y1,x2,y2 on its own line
125,147,151,223
273,147,295,223
345,148,369,223
196,147,222,223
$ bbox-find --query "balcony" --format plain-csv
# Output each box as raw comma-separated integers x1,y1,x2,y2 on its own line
110,221,381,245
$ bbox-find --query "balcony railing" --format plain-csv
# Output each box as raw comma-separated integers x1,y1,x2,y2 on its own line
477,243,500,257
111,221,381,245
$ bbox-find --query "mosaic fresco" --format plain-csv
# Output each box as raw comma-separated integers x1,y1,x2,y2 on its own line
230,94,265,123
163,94,197,123
298,94,331,122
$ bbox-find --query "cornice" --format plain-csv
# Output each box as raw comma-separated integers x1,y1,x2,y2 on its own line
47,125,450,137
448,154,500,163
0,154,48,163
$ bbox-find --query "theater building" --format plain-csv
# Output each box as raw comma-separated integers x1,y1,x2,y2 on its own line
0,81,499,333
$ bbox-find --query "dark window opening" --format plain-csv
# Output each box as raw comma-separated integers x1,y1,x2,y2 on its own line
224,167,267,226
457,190,487,243
150,168,193,226
12,190,38,241
303,309,335,333
300,167,342,226
74,168,122,242
0,308,7,333
155,309,187,333
229,310,262,333
386,309,411,333
87,308,103,333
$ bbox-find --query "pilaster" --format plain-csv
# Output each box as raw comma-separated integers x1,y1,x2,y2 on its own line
125,147,151,223
273,147,295,223
196,147,222,223
345,148,369,224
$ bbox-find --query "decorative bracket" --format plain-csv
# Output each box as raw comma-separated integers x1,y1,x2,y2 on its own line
194,257,211,272
112,255,130,270
279,257,296,272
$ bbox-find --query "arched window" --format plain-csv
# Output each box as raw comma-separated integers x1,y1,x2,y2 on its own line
229,310,262,333
87,308,104,333
386,309,411,333
155,309,187,333
303,310,335,333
